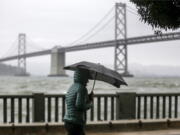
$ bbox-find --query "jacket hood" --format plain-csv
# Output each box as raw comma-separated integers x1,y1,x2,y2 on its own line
74,69,89,85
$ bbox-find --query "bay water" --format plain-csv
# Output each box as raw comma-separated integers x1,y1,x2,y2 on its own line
0,76,180,94
0,76,180,123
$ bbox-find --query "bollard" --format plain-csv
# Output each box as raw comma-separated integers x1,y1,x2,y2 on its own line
32,93,45,122
116,92,136,120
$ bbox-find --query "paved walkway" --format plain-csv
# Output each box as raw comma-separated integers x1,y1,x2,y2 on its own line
89,129,180,135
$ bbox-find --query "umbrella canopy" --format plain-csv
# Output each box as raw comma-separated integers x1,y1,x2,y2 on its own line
64,61,127,88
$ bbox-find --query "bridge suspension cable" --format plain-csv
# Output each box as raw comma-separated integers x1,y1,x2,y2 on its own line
77,15,115,44
0,39,18,58
26,36,46,53
67,5,139,47
0,35,46,59
127,5,138,13
67,6,114,46
126,6,139,16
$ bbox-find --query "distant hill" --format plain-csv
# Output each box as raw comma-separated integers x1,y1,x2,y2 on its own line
0,63,22,76
129,63,180,77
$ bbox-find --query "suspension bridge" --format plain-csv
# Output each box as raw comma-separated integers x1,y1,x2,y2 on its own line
0,3,180,76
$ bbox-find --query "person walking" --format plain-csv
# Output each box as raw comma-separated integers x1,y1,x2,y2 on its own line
63,69,93,135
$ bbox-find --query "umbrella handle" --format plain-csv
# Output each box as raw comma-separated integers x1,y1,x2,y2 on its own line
91,72,97,92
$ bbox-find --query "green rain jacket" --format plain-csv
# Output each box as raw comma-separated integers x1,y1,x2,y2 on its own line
63,69,92,125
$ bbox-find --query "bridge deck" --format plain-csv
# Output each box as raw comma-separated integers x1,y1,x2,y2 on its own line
0,32,180,62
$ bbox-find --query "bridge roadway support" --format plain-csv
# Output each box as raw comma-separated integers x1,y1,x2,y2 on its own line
49,47,67,77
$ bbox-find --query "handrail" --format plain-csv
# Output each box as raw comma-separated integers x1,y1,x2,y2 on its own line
0,92,180,123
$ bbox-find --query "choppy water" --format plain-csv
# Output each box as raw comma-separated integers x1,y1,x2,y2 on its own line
0,76,180,123
0,76,180,94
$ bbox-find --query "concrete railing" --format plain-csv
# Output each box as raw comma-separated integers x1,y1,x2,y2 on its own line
0,92,180,123
136,93,180,119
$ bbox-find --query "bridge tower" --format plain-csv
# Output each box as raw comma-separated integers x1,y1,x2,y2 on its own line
114,3,132,77
16,33,29,76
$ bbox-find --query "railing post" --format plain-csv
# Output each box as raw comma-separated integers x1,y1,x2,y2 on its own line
116,92,136,119
32,93,45,122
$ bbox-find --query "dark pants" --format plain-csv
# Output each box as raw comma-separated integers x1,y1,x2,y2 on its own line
64,122,85,135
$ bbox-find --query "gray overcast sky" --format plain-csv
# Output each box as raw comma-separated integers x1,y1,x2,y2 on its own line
0,0,180,75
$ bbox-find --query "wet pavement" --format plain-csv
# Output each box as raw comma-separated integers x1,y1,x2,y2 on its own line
88,129,180,135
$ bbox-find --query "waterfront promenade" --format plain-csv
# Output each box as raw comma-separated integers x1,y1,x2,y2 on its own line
1,119,180,135
91,129,180,135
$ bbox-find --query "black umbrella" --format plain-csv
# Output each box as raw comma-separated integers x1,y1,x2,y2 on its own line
64,61,127,89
